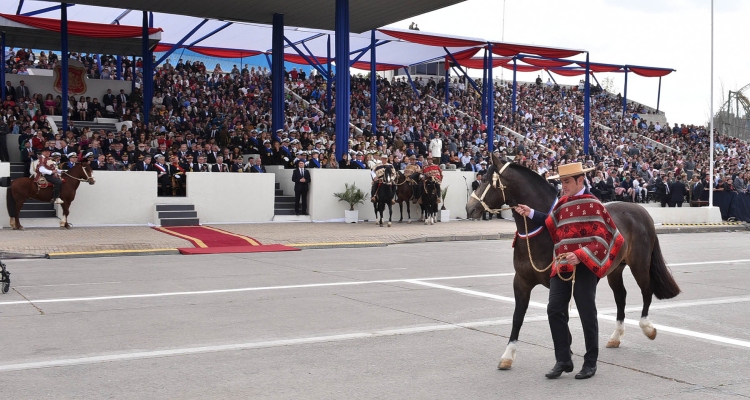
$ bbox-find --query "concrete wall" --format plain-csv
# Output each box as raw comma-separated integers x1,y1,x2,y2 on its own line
6,75,131,104
0,162,9,178
0,188,6,228
187,172,275,224
5,135,21,163
62,171,157,226
644,206,722,224
309,169,376,222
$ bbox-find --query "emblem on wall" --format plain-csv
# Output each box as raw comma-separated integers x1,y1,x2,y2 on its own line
53,58,88,95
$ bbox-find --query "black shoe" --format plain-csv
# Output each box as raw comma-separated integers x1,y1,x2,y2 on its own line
545,361,574,379
575,365,597,380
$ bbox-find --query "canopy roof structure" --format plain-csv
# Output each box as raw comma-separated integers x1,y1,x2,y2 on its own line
35,0,467,34
0,12,161,55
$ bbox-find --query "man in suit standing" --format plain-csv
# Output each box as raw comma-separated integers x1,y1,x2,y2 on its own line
0,119,9,162
690,175,704,204
292,159,311,215
20,140,35,177
655,175,670,208
15,80,30,100
668,175,687,207
4,81,16,101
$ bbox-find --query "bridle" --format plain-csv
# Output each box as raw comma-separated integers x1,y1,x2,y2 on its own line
62,164,95,183
470,161,511,214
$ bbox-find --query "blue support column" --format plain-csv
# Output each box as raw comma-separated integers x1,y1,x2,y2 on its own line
131,55,136,92
326,35,333,115
1,33,5,101
334,0,350,162
61,3,69,133
512,57,517,120
591,72,600,88
481,49,487,122
583,52,591,155
444,67,450,105
96,54,103,76
486,43,494,152
369,29,377,133
546,69,557,84
622,67,628,118
656,76,662,113
402,67,419,98
116,56,122,80
142,11,152,128
271,13,284,142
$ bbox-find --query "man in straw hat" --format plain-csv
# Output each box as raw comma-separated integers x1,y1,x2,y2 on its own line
514,162,624,380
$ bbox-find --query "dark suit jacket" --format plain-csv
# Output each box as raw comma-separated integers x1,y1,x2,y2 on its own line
292,168,311,192
133,161,153,172
669,181,687,203
248,165,267,173
211,163,229,172
690,181,705,201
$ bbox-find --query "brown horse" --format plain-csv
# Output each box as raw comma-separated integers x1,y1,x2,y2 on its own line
6,162,95,230
466,154,681,370
394,171,417,223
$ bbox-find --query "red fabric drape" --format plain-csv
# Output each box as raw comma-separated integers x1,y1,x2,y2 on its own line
154,44,173,52
284,54,329,65
190,47,261,58
491,44,582,59
522,58,573,68
0,13,162,38
448,57,511,70
628,66,674,77
575,63,623,73
378,29,485,47
549,69,588,77
350,61,403,71
499,64,543,73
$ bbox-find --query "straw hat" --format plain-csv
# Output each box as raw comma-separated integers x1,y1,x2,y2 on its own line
547,162,594,180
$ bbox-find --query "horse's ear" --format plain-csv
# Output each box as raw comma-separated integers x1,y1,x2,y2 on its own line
491,152,504,167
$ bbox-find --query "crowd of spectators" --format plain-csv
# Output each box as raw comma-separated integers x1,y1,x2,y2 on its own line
2,48,748,202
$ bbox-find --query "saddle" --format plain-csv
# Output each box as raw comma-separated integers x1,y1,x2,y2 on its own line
34,174,51,189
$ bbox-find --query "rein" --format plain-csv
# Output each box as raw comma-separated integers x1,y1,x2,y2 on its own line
470,162,512,214
62,165,93,183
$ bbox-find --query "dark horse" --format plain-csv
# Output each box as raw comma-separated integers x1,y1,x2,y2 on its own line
420,178,440,225
373,168,396,227
7,162,96,230
394,171,417,223
466,154,680,370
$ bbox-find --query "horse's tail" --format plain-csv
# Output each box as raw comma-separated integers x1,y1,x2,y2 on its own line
6,185,15,217
649,236,681,299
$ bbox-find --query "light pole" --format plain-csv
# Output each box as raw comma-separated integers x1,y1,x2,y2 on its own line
709,0,714,207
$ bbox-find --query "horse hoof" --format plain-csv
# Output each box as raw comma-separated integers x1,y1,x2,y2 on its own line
606,339,621,348
407,220,411,224
646,328,657,340
387,222,391,227
498,359,513,370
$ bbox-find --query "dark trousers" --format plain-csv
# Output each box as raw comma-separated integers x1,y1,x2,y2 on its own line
0,134,9,162
548,265,600,368
660,195,669,208
45,174,63,198
294,190,308,215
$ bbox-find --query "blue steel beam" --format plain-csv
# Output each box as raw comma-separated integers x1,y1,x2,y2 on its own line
301,41,329,80
271,13,285,142
443,47,482,96
444,67,449,105
486,43,494,152
349,40,388,67
186,22,232,47
546,69,557,84
656,76,662,113
142,11,152,127
154,19,209,67
334,0,350,162
22,4,73,17
402,67,419,98
584,52,590,155
370,29,377,132
512,57,517,117
326,35,332,115
622,67,629,118
284,36,329,78
15,0,24,15
1,33,5,101
61,3,69,132
111,9,132,25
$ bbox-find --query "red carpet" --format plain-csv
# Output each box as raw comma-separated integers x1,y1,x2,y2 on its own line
153,226,299,255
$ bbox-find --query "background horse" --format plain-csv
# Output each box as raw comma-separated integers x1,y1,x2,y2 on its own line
466,154,680,370
7,162,95,230
420,178,440,225
373,168,396,227
394,171,417,223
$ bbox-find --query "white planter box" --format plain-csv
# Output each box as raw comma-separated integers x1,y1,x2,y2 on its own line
440,209,450,222
345,210,359,223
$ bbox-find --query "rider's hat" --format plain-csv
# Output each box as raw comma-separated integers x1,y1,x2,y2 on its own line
546,162,594,180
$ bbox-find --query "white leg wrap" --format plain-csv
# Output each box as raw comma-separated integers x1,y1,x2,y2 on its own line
640,317,657,340
606,320,625,348
498,341,517,370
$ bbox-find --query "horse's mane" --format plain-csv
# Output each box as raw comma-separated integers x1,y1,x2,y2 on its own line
505,162,557,199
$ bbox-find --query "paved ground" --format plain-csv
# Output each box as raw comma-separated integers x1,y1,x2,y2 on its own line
0,232,749,398
1,217,746,256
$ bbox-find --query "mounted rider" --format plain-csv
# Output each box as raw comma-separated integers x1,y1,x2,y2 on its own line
36,148,64,204
371,153,396,204
421,157,443,204
403,155,422,203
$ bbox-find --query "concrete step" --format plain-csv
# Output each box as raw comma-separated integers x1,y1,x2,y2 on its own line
160,217,200,227
19,209,57,218
158,210,198,219
275,196,295,203
155,204,195,212
21,201,55,210
273,209,300,216
273,215,312,222
275,189,284,195
275,182,280,189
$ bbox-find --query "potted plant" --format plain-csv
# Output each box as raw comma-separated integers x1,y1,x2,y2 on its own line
333,182,368,223
440,185,450,222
